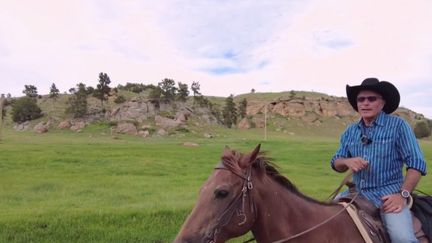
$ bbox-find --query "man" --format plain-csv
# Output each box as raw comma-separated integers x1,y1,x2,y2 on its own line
331,78,427,243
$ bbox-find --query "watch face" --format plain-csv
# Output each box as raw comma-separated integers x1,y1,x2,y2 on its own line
401,190,410,198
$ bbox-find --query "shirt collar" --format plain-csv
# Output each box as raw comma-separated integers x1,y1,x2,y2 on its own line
357,111,387,128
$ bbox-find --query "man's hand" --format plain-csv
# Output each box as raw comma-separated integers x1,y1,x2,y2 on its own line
343,157,368,172
381,194,406,213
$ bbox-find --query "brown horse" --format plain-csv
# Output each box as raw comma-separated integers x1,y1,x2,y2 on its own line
174,144,368,243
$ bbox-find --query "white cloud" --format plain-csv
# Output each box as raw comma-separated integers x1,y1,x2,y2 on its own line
0,0,431,118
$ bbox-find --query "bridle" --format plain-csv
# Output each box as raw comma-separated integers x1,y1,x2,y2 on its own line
205,162,256,243
205,163,358,243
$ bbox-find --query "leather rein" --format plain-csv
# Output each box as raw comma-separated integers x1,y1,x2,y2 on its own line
205,162,256,243
208,164,357,243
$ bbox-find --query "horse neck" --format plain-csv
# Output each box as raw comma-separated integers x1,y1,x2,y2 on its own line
250,176,346,242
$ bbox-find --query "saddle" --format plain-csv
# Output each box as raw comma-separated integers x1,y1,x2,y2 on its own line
412,194,432,242
338,190,428,243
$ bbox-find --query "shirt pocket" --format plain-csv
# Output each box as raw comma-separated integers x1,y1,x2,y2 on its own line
372,137,394,159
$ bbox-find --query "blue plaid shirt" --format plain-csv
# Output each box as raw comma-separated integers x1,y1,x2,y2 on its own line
331,111,427,207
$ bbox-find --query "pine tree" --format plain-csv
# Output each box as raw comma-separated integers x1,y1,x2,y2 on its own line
49,83,60,99
158,78,177,101
23,85,38,98
176,82,189,102
238,98,247,119
191,81,206,106
191,81,201,96
93,72,111,109
222,94,237,128
67,83,88,118
49,83,60,112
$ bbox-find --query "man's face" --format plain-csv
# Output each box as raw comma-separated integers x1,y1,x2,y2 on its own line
356,90,386,120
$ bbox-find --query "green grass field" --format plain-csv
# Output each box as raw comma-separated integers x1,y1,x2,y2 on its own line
0,126,431,242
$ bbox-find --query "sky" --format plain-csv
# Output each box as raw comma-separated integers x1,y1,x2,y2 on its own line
1,0,432,118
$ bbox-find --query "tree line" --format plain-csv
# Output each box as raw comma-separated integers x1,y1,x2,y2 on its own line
5,73,428,137
1,72,248,129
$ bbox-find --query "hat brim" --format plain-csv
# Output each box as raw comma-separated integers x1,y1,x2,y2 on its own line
346,81,400,114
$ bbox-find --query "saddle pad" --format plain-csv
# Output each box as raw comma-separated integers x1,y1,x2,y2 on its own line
339,202,373,243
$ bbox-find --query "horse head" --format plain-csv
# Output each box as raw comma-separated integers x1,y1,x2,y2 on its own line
174,144,383,243
174,144,261,243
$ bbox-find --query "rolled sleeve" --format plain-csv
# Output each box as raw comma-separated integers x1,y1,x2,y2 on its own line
396,120,427,175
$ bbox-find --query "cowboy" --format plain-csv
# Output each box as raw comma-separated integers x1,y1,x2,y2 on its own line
330,78,427,243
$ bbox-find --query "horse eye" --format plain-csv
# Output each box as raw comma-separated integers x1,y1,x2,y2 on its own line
214,189,229,199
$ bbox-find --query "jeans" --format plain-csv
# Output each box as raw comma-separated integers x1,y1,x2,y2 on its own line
381,206,418,243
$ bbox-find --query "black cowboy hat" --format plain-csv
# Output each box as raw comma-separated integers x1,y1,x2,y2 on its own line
346,77,400,114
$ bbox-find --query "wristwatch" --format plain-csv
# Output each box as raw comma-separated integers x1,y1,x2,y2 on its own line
400,189,410,199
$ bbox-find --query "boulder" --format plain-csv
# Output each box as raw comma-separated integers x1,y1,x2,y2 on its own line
13,121,30,131
157,129,167,136
175,107,193,123
70,121,86,131
115,122,138,135
183,142,199,147
34,122,48,133
175,112,188,123
58,120,71,129
141,124,153,130
138,130,150,138
155,115,181,129
237,118,250,129
252,117,265,128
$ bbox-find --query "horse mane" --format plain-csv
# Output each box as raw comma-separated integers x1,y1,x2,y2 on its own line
254,154,333,205
221,149,332,205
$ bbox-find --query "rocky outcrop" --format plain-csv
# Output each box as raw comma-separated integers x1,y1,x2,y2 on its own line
34,121,49,133
109,99,154,122
108,98,183,122
8,92,428,137
155,115,181,129
244,96,424,126
115,122,138,135
247,97,355,119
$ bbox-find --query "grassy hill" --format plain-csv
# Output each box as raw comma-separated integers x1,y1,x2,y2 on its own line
1,90,431,140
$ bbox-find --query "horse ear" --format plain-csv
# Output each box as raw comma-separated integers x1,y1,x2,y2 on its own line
222,145,231,158
248,144,261,164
